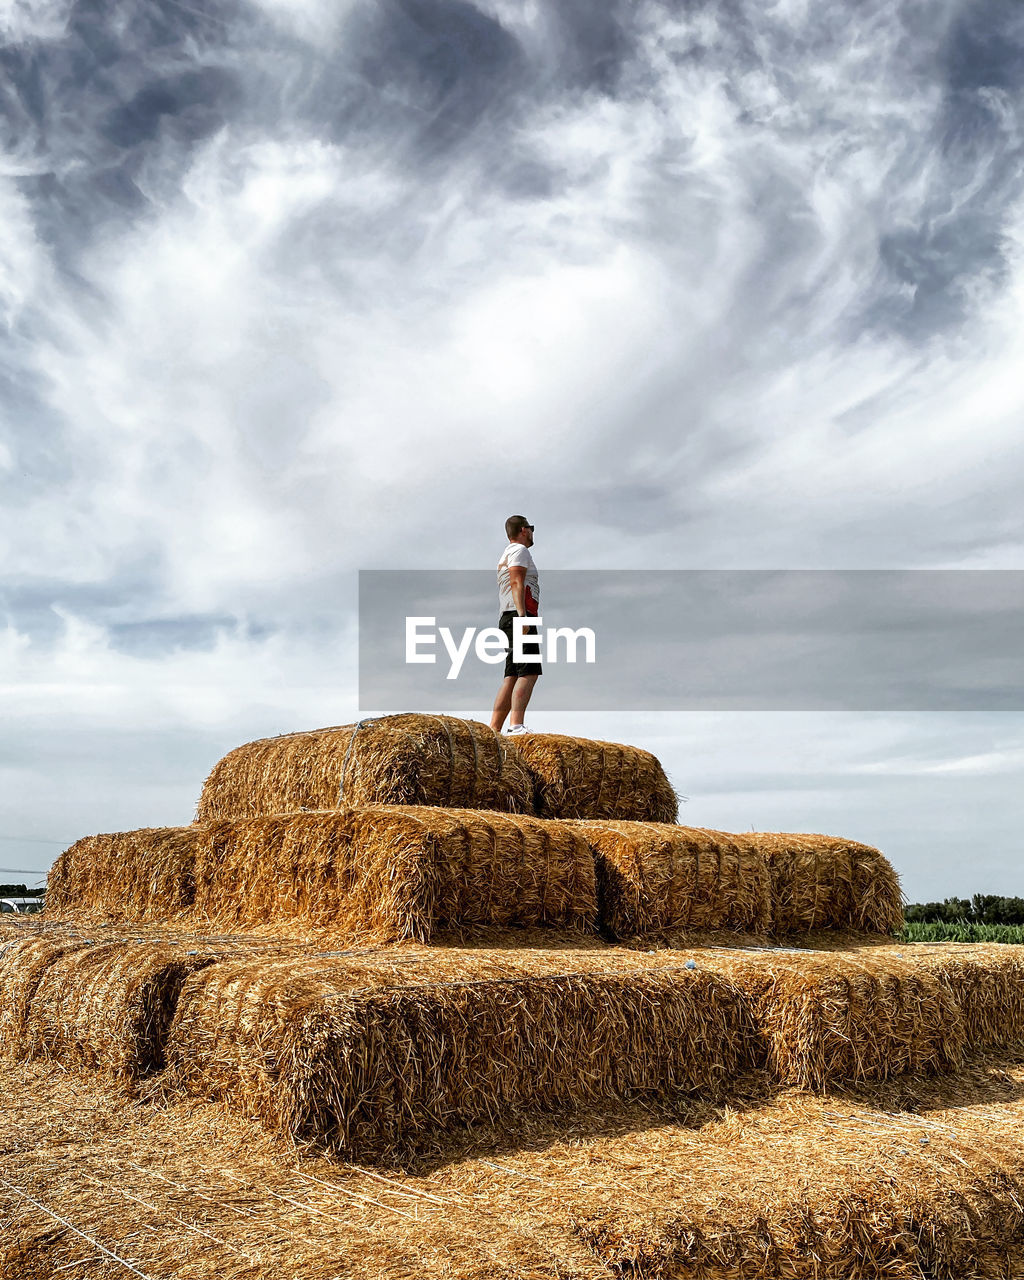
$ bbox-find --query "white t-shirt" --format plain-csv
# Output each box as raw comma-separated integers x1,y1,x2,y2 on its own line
497,542,540,615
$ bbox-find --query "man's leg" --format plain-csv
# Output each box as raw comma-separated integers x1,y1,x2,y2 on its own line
509,674,539,727
490,676,516,733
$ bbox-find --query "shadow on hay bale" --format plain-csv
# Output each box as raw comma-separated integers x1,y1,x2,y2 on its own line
164,949,754,1161
46,807,598,943
0,936,217,1078
572,820,773,941
504,732,679,822
195,715,534,820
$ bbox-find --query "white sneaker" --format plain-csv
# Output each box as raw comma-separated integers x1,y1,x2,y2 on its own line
505,724,530,735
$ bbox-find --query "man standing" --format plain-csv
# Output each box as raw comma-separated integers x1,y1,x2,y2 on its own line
490,515,541,735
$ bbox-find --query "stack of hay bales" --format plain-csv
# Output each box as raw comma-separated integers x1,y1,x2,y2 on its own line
25,712,921,1170
48,712,903,945
48,805,599,942
18,713,1024,1276
164,948,752,1159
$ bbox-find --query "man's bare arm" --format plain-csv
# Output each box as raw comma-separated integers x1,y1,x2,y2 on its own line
508,565,527,616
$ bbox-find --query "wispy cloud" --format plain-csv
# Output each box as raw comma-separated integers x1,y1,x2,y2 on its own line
2,0,1023,885
853,746,1024,776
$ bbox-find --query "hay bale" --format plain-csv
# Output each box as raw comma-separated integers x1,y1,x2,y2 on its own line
704,950,964,1089
0,935,217,1077
23,941,217,1078
504,732,679,822
195,714,534,821
193,805,598,940
573,820,772,940
45,827,196,921
901,943,1024,1052
45,808,597,941
165,949,753,1159
0,935,94,1059
736,832,903,935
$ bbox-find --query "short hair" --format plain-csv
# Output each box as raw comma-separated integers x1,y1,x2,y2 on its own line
505,514,530,540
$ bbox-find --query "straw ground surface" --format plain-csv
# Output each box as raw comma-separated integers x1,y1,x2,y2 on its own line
46,807,598,942
504,732,679,822
195,715,535,821
738,831,904,935
164,947,750,1160
7,1053,1024,1278
0,1056,610,1280
565,1085,1024,1279
572,821,773,940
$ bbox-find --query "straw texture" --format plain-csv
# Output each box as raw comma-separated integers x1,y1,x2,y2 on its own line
905,943,1024,1052
504,732,679,822
0,934,219,1078
0,935,94,1059
9,1052,1024,1279
45,807,598,942
573,820,772,940
195,714,534,820
567,1092,1024,1280
45,827,197,920
165,948,751,1159
703,949,965,1089
196,805,597,940
738,832,904,935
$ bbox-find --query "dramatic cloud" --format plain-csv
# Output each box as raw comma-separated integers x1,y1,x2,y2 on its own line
1,0,1022,893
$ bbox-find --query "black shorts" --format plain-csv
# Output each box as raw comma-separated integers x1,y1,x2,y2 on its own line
499,610,543,678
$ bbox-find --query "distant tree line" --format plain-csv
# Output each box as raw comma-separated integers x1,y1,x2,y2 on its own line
0,883,45,898
904,895,1024,925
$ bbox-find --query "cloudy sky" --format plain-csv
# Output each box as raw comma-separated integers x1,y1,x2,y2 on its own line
2,0,1023,901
